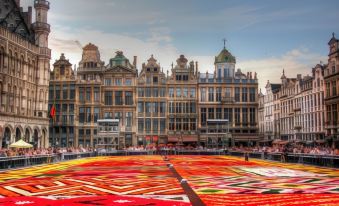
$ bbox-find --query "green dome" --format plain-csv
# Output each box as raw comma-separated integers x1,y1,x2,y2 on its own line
110,51,129,67
215,48,236,64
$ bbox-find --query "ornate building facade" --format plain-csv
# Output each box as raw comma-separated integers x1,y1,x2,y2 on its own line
198,46,259,146
325,33,339,143
0,0,51,148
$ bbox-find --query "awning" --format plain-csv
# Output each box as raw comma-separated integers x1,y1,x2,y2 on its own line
182,135,198,142
9,139,33,148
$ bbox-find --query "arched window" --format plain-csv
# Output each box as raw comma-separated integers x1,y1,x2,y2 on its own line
14,52,18,77
8,50,12,75
27,58,31,81
20,55,24,78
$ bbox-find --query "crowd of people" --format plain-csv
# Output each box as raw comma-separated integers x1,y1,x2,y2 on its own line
0,144,338,158
0,147,94,158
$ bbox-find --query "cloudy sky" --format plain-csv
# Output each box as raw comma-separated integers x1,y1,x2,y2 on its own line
20,0,339,90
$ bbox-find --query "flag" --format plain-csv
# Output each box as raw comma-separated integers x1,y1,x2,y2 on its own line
50,104,56,119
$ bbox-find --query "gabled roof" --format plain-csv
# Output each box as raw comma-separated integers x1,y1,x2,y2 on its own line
53,53,72,66
83,43,98,50
0,0,34,42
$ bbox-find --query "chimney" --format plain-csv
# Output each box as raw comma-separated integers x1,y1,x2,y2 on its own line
28,6,32,26
133,56,137,68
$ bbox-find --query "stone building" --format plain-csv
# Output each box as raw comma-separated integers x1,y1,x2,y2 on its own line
264,82,281,140
324,33,339,143
137,55,167,145
0,0,51,148
49,54,76,147
258,90,265,140
198,46,259,147
167,55,199,145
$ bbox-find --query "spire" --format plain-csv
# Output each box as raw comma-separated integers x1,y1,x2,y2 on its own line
281,69,286,79
333,32,335,38
223,38,227,49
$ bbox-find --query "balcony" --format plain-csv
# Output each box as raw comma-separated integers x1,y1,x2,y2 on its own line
294,125,302,130
39,47,51,58
294,107,301,112
32,22,50,32
221,97,235,104
34,0,50,9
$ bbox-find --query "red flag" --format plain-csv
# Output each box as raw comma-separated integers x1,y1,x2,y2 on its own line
50,104,56,119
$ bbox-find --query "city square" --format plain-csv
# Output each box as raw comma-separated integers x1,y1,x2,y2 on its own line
0,0,339,205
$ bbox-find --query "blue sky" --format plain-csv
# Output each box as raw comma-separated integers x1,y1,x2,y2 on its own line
21,0,339,90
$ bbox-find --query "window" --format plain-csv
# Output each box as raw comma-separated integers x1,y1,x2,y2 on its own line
62,104,67,112
160,102,166,114
169,118,175,130
153,88,158,97
153,76,158,84
183,88,188,98
55,85,60,99
235,87,240,102
242,108,248,125
86,108,91,122
69,104,74,113
138,88,144,97
176,102,182,113
224,108,233,123
115,91,123,105
250,108,256,125
216,87,221,101
138,102,144,113
169,102,175,113
176,118,182,130
125,91,133,105
216,108,222,119
115,78,122,86
63,85,68,99
332,81,337,96
169,88,174,97
160,119,166,132
201,108,206,126
86,87,91,101
94,87,100,102
176,75,182,81
146,77,151,84
208,108,214,120
326,82,330,97
70,84,75,100
183,118,189,130
145,118,151,133
104,78,112,86
183,75,188,81
176,88,181,97
104,91,113,105
242,88,248,102
152,102,158,114
200,88,206,101
126,112,132,127
190,118,196,130
208,88,214,102
159,88,166,97
79,87,84,102
153,119,158,132
145,88,151,97
114,112,122,126
79,107,85,123
190,88,196,98
145,102,151,114
190,102,196,113
94,108,99,123
138,119,144,132
125,78,132,86
49,86,54,100
104,112,112,119
250,88,256,102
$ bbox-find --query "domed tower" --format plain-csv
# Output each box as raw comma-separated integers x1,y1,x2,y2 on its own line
214,41,236,79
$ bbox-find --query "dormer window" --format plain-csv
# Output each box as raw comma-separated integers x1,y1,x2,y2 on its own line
154,68,158,72
60,65,65,75
147,68,150,72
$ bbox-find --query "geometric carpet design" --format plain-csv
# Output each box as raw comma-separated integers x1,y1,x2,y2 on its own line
0,155,339,205
168,155,339,205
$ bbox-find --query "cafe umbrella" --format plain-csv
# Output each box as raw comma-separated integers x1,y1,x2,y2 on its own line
9,139,33,148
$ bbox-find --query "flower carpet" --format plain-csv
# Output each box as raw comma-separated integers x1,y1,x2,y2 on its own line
168,155,339,205
0,155,338,205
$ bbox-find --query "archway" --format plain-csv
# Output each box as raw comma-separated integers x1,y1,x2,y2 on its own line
25,128,30,143
15,128,21,141
33,129,39,148
42,129,46,148
2,127,11,148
